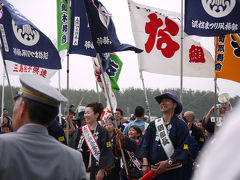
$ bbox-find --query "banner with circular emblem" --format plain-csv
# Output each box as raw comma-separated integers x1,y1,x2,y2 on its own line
184,0,240,36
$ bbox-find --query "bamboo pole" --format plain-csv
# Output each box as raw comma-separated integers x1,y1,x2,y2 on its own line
96,81,101,103
96,53,130,179
214,77,217,129
0,44,14,105
58,70,62,125
140,71,151,122
180,0,184,117
1,72,5,125
65,0,71,145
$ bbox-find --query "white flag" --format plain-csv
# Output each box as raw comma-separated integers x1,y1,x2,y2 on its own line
92,58,117,112
5,60,58,80
4,41,65,81
128,0,214,78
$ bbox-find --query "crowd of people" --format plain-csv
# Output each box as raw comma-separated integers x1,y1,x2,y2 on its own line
0,74,235,180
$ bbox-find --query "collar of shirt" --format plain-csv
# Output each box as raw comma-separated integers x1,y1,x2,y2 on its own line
133,119,145,124
17,123,48,135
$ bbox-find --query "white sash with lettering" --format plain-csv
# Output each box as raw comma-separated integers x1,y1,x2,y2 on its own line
126,151,142,171
82,124,101,162
155,118,175,158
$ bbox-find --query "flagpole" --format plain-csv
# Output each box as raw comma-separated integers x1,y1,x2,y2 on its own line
96,53,114,113
1,71,5,126
58,70,62,125
2,60,14,105
95,80,102,125
0,44,14,105
180,0,184,113
140,71,151,122
96,53,130,179
214,77,217,128
65,0,71,145
96,80,101,103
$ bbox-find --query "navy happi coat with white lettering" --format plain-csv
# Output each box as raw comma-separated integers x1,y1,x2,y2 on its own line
70,123,114,180
136,115,189,180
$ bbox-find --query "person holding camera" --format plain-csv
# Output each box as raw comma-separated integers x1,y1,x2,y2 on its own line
202,103,230,136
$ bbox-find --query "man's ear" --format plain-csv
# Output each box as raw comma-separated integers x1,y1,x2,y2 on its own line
19,100,28,118
173,103,177,109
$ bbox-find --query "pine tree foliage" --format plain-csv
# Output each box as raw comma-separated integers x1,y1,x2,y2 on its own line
0,86,238,120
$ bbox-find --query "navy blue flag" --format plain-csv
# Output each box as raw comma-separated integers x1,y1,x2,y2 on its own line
83,0,142,53
99,53,110,72
69,0,97,57
184,0,240,36
0,0,61,69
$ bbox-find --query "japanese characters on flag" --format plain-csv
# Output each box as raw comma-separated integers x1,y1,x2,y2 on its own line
95,52,122,92
0,0,61,70
106,53,123,92
128,0,215,78
69,0,96,57
4,50,65,80
4,60,56,80
92,57,117,112
56,0,69,52
83,0,142,54
215,34,240,83
184,0,240,36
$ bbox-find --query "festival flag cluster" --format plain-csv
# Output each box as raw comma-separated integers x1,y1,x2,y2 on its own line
0,0,240,103
92,56,117,112
183,0,240,83
67,0,142,111
0,0,135,112
92,52,122,115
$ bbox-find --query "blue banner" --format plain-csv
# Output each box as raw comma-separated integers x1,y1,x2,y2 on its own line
69,0,97,57
0,0,61,69
83,0,142,53
184,0,240,36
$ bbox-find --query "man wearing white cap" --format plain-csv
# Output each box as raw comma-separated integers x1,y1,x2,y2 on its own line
136,92,189,180
0,75,87,180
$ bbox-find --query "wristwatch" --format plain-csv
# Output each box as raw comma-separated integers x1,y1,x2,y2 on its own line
168,159,173,165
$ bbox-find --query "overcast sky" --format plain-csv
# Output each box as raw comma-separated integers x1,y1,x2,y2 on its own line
1,0,240,98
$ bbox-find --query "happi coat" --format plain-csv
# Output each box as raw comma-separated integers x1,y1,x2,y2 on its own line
70,123,114,180
136,115,189,180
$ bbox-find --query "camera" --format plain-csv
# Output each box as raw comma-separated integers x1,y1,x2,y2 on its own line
210,117,223,126
216,104,222,109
